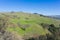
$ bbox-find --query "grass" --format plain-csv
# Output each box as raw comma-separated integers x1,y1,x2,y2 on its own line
0,12,60,38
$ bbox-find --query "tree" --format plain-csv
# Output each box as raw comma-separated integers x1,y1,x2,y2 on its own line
48,24,56,34
39,14,44,16
34,13,38,14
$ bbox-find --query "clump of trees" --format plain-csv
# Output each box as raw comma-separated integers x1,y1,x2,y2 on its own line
48,24,60,40
26,34,53,40
26,23,60,40
41,23,60,40
39,14,45,17
33,13,46,17
33,13,38,14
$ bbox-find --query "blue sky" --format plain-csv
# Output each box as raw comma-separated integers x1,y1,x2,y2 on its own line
0,0,60,15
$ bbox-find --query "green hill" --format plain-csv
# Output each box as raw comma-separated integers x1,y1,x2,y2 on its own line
0,12,60,40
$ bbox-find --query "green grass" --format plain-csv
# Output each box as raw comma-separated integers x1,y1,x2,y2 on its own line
0,12,60,38
7,26,25,36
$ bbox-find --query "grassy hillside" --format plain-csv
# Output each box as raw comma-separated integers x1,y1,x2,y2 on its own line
0,12,60,40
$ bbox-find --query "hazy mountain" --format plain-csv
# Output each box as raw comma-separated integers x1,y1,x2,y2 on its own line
48,15,60,20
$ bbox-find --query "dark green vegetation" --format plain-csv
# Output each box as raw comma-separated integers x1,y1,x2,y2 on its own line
0,12,60,40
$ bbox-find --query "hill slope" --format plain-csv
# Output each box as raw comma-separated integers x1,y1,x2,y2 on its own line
0,12,60,40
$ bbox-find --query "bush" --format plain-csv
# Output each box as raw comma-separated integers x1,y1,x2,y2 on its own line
39,35,47,40
48,24,56,34
40,23,49,29
21,24,30,30
17,23,30,31
26,38,35,40
25,18,29,20
0,18,7,34
39,14,44,16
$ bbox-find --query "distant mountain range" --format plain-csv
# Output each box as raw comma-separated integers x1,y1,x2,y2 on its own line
48,15,60,20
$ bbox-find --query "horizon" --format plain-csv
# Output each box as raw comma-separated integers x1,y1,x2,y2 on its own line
0,0,60,15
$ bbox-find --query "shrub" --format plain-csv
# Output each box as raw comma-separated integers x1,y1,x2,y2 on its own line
26,38,35,40
25,18,29,20
21,24,30,31
48,24,56,34
46,34,55,40
39,14,44,16
17,23,30,31
40,23,49,29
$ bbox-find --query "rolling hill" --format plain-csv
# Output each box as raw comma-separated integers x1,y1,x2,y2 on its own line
0,12,60,40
